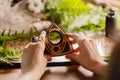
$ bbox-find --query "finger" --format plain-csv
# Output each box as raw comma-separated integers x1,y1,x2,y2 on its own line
66,33,78,38
39,31,46,37
66,33,79,44
65,53,80,64
74,47,80,53
90,40,99,55
45,55,52,61
65,52,80,62
33,42,45,57
90,40,96,49
24,42,36,49
36,42,45,51
24,42,32,49
65,55,76,62
70,39,77,44
39,31,46,42
65,47,80,59
66,33,88,44
83,39,97,56
66,33,86,39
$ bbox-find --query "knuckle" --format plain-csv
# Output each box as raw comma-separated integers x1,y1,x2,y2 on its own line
74,33,79,37
27,43,38,48
82,39,87,44
28,43,34,47
29,44,32,48
36,42,45,48
36,42,41,47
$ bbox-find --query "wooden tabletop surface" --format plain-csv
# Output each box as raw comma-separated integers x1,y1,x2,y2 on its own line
0,66,98,80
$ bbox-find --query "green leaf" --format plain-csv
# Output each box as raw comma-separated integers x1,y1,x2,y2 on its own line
0,46,22,64
45,0,92,32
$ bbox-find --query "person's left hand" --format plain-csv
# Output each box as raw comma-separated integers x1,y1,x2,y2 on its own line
20,31,50,80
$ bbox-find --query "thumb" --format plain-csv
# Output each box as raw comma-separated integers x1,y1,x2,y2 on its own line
39,31,46,42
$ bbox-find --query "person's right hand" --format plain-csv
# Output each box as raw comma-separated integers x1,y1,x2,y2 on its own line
66,33,108,75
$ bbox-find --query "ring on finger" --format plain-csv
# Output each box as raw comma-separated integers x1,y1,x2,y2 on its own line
38,36,44,41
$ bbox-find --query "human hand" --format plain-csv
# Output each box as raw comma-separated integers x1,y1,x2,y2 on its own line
66,33,108,75
20,31,50,80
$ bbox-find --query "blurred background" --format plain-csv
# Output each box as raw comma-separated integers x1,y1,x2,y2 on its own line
0,0,119,63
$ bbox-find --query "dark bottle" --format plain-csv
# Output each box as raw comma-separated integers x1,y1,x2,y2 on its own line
105,12,116,37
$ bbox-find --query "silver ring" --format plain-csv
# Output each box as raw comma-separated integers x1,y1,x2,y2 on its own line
31,36,38,42
38,36,44,41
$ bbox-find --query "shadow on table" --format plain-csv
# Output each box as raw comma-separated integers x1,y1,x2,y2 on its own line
41,66,99,80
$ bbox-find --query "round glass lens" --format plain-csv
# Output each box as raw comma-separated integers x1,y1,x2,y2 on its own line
48,31,61,44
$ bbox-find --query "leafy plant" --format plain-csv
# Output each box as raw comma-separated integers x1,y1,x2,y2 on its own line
0,47,22,64
0,32,40,64
0,32,39,41
45,0,120,33
68,7,106,32
45,0,92,32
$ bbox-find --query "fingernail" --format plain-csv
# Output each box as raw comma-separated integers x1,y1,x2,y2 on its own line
41,31,46,34
40,31,46,37
82,39,86,43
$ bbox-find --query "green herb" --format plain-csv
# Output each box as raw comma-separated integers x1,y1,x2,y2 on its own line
68,7,106,32
45,0,91,32
0,47,22,64
45,0,120,33
0,32,40,64
0,32,39,41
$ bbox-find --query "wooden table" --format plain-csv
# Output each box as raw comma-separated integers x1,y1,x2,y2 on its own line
0,66,98,80
1,34,112,80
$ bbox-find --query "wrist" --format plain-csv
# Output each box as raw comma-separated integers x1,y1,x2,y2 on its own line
92,60,108,75
19,71,43,80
